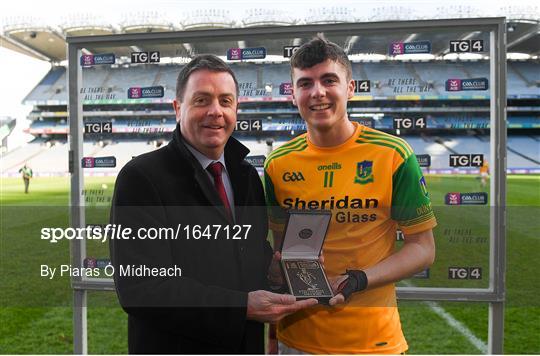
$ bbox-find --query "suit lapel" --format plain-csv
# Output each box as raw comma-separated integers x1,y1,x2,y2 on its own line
227,160,249,222
170,127,233,223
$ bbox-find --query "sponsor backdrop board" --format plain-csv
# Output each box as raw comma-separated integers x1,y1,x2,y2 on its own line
64,19,508,354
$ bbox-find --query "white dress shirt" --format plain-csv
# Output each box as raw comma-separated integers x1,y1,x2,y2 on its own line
184,142,236,221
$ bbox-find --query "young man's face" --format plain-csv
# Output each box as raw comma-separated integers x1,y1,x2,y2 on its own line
173,69,237,159
291,59,354,132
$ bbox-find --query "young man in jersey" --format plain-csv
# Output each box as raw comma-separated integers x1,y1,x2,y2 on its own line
264,36,437,354
479,160,489,188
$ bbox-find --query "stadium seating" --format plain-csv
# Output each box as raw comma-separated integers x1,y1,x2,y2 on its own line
23,61,540,103
1,141,49,175
507,136,540,167
9,59,539,177
27,142,69,174
95,140,158,170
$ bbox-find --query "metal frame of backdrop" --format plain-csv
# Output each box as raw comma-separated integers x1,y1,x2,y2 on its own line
66,17,507,354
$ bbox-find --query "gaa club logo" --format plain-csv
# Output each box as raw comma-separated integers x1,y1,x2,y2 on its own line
446,192,461,205
129,87,142,98
391,42,405,55
354,160,374,184
279,83,293,95
227,48,242,60
445,192,487,205
446,79,461,91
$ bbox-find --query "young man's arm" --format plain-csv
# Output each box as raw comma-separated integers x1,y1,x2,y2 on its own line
330,150,437,305
329,228,434,305
365,228,435,288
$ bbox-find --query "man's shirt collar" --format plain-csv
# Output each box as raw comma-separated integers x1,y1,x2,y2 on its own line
184,141,227,171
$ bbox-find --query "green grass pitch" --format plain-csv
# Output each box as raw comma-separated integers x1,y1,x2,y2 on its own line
0,174,538,353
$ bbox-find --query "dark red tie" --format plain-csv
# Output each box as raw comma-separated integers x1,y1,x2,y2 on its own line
207,162,233,221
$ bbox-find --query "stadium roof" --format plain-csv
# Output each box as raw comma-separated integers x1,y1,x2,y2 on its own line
1,9,539,62
0,117,16,142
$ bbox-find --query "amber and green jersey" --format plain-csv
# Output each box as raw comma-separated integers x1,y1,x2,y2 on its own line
264,122,437,354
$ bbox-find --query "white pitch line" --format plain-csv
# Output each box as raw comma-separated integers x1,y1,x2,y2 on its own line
424,301,488,354
402,281,488,354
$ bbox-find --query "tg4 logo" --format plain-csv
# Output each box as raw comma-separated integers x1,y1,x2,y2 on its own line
448,267,482,279
449,154,483,167
393,117,426,129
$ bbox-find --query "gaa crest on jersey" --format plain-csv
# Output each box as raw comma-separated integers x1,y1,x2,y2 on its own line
354,160,374,184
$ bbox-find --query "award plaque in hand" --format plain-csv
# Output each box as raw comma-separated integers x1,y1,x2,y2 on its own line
280,210,333,304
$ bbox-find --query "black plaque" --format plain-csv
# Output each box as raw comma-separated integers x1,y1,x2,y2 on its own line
283,260,333,299
280,210,333,304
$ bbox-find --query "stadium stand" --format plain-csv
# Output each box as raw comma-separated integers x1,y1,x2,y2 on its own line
2,13,539,177
95,140,157,168
507,136,540,166
1,141,49,175
22,61,540,105
25,142,69,175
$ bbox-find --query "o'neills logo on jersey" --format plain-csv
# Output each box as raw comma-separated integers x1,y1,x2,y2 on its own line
283,196,379,210
317,162,342,171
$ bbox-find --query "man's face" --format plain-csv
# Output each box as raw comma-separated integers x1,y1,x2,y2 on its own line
291,59,354,131
173,70,237,159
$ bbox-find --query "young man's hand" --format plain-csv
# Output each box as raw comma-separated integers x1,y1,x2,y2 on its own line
328,270,368,306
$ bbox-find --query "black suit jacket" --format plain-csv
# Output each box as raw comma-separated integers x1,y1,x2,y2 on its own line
109,125,272,354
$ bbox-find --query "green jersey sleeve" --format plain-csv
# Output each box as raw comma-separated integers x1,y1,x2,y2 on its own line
264,169,287,228
391,154,435,228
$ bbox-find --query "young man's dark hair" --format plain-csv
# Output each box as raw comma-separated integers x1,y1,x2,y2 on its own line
290,34,353,80
175,54,239,100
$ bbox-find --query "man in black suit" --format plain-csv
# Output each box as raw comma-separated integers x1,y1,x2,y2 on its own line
109,55,316,354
